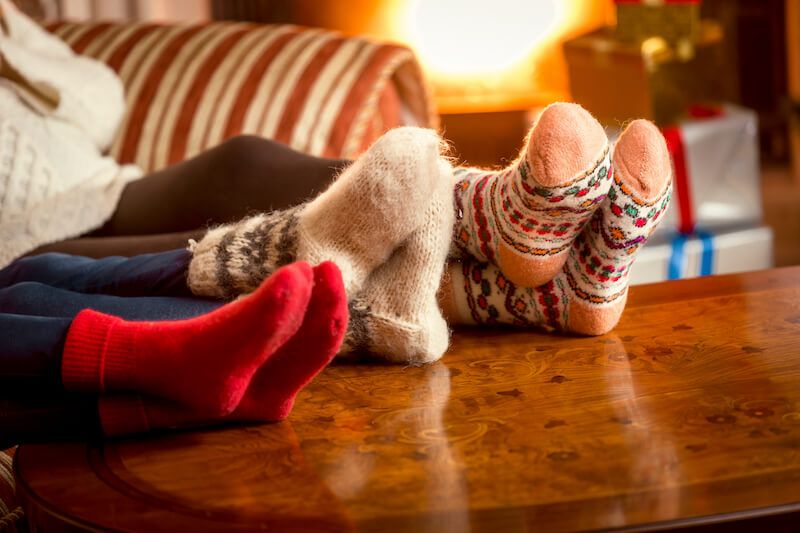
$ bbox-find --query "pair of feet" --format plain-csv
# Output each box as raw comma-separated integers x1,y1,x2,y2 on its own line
61,262,348,436
187,103,672,365
440,103,673,335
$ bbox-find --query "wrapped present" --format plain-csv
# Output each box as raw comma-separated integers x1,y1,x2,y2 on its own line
607,104,762,236
615,0,701,46
563,21,724,126
629,226,774,285
661,104,762,235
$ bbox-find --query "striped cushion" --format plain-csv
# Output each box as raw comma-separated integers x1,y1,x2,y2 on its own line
0,450,22,533
47,22,437,172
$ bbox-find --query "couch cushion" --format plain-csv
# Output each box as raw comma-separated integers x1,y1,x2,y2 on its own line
47,21,436,172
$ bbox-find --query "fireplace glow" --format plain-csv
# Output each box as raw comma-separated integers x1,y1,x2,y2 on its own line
312,0,613,113
404,0,558,75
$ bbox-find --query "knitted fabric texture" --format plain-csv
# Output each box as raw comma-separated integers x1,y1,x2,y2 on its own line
63,263,313,416
187,127,450,299
450,102,610,288
0,1,142,267
448,166,672,334
340,157,455,364
98,262,348,437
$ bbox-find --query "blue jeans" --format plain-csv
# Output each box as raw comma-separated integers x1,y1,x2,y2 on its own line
0,250,222,444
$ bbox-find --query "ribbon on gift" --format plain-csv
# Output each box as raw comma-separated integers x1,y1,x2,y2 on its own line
668,229,714,279
662,104,725,235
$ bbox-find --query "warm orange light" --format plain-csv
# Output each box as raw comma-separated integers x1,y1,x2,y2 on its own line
403,0,558,76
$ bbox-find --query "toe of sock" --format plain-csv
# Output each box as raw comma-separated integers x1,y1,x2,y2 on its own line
613,119,672,201
527,102,607,187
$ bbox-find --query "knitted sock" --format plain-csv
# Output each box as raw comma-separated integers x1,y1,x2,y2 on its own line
452,102,611,288
62,262,313,416
187,127,449,300
339,158,455,365
442,120,672,335
97,262,348,436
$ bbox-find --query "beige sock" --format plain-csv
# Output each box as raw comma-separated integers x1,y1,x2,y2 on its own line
187,127,449,299
340,158,455,364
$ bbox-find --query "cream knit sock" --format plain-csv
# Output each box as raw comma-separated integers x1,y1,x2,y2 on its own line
340,159,455,365
187,127,448,299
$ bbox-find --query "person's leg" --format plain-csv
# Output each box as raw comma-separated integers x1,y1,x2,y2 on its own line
26,231,204,259
0,263,316,444
187,127,450,299
95,135,350,236
99,261,348,436
0,250,196,297
440,120,672,335
60,262,312,415
0,282,220,321
451,102,611,288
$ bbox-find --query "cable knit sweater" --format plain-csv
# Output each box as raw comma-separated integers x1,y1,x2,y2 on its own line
0,0,142,267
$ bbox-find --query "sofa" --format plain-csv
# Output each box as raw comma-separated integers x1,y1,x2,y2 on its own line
1,19,436,532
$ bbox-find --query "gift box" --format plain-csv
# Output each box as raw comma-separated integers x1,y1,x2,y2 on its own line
615,0,701,46
608,104,762,236
629,226,774,285
563,21,724,126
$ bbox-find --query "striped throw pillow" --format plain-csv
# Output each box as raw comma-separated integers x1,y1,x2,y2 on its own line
48,22,437,172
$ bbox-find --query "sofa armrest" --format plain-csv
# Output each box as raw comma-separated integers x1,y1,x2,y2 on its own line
47,21,437,172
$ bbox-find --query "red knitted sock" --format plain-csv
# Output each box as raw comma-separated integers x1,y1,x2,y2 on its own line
63,262,313,416
98,261,348,436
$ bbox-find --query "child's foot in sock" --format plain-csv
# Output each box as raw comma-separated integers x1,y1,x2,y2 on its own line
442,119,672,335
188,127,449,300
452,102,610,287
62,262,314,416
340,158,455,365
97,262,348,436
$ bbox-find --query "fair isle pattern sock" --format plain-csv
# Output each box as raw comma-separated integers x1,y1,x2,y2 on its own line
445,119,672,335
451,102,611,288
339,159,455,365
188,127,449,300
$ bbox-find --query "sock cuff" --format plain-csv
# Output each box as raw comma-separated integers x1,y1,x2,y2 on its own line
62,309,141,393
98,395,151,437
62,310,121,392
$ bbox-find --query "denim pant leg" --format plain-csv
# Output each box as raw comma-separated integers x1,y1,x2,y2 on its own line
0,283,222,387
0,249,194,296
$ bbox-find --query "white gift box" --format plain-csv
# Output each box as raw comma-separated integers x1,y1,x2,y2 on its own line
629,226,774,285
609,104,762,236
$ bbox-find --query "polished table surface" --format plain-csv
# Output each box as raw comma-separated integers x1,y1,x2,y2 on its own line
15,267,800,532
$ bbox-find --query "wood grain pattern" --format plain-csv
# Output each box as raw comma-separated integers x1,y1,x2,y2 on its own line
15,267,800,532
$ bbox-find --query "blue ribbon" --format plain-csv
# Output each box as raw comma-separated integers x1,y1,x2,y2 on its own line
668,230,715,280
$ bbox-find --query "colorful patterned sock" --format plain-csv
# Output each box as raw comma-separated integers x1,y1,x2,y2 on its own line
62,262,313,417
451,102,611,288
187,127,449,299
442,120,672,335
97,262,348,436
339,158,455,365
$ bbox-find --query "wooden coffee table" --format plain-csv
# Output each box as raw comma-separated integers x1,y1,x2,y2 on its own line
14,268,800,531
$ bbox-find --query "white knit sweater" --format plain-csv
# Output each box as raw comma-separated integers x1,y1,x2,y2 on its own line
0,0,142,268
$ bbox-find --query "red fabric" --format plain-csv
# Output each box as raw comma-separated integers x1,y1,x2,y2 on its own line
63,262,314,416
662,126,695,234
98,262,348,437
